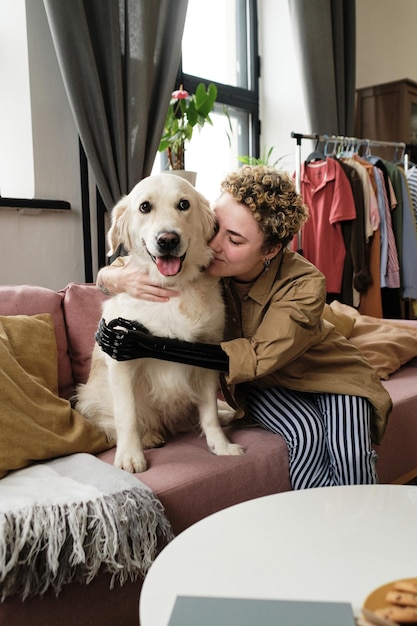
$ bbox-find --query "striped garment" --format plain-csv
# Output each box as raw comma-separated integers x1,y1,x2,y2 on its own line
247,385,377,489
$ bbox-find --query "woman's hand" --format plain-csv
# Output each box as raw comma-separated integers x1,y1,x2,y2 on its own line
97,256,178,302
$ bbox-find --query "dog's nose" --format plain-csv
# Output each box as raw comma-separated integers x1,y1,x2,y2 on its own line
156,231,180,253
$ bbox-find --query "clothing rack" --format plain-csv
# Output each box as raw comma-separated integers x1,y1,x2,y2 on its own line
291,132,408,194
290,131,417,319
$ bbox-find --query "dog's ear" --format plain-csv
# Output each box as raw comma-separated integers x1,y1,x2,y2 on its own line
197,192,217,241
107,196,132,254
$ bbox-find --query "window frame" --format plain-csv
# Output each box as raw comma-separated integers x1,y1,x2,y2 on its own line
177,0,260,161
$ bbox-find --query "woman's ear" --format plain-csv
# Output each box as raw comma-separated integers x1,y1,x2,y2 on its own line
264,243,282,261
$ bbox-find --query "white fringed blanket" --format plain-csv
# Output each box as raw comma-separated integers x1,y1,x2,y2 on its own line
0,453,174,601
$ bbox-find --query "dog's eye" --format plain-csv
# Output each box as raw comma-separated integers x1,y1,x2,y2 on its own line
139,201,152,213
177,199,190,211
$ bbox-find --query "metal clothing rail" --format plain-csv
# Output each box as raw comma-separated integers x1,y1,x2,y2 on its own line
291,131,409,193
291,131,407,149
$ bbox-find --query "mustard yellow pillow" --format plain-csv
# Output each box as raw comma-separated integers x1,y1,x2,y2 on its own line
0,314,111,478
330,301,417,379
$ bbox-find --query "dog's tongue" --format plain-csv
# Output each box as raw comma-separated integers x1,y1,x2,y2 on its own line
156,256,181,276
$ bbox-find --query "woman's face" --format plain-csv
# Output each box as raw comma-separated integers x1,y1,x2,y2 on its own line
207,192,279,282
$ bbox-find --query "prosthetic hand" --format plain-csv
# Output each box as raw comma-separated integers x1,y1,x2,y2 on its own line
96,317,229,373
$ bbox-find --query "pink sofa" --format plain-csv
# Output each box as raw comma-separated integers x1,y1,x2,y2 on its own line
0,282,416,626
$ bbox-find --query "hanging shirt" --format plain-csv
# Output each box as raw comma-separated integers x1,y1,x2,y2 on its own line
337,158,371,307
383,161,404,260
293,158,357,294
405,165,417,226
352,155,381,235
372,165,400,289
342,157,376,241
404,166,417,315
399,169,417,300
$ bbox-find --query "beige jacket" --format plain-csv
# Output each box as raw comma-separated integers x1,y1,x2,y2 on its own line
220,248,392,444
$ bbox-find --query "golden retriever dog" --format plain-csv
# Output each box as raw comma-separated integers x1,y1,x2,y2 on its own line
75,173,243,472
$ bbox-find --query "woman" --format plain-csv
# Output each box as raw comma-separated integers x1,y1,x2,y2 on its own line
96,165,392,489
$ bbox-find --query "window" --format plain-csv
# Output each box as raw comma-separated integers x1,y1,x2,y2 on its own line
3,0,259,204
167,0,259,200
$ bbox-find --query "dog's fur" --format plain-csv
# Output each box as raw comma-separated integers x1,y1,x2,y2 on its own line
75,173,243,472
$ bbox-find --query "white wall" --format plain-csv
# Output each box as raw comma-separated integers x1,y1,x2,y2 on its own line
0,0,90,290
1,0,417,289
258,0,311,173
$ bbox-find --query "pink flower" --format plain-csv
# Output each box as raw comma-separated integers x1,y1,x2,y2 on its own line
171,87,189,100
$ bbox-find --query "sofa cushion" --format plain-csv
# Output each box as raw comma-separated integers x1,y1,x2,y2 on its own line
60,283,108,385
98,425,291,535
0,285,74,399
0,313,110,478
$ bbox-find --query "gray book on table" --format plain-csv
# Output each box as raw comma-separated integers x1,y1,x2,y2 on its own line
167,596,356,625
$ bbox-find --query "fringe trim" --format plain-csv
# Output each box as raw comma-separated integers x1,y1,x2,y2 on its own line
0,487,174,601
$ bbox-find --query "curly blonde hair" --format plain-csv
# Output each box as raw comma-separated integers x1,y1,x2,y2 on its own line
220,165,309,250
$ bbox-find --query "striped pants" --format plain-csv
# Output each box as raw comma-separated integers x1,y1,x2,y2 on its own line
246,386,378,489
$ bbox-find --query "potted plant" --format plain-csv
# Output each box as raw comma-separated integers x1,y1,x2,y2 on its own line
158,82,218,176
238,146,287,168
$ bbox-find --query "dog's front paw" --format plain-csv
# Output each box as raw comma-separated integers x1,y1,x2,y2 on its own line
141,431,166,449
211,440,245,457
114,447,147,473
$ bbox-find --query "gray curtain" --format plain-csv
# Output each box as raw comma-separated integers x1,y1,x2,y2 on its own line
288,0,356,136
43,0,188,211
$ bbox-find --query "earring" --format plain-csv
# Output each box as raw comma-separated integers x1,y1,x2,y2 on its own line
263,258,271,273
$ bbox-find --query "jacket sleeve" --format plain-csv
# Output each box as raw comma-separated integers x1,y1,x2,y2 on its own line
221,271,327,385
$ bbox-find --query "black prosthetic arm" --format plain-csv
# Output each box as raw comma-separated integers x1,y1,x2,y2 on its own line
96,317,229,373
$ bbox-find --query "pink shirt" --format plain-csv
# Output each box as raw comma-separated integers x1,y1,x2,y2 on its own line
292,158,357,293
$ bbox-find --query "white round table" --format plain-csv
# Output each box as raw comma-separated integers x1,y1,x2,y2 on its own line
140,485,417,625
